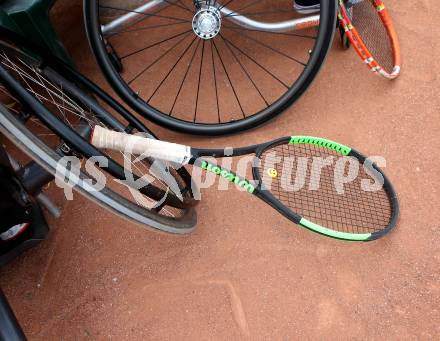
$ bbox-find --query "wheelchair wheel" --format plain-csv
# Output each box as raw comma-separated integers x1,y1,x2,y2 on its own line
84,0,337,135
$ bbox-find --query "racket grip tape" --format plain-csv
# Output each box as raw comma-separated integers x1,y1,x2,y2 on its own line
91,125,192,164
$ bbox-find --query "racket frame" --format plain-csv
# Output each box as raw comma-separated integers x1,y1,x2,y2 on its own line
338,0,401,79
193,136,398,241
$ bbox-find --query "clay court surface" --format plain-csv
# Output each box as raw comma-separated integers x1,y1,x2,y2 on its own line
1,1,439,339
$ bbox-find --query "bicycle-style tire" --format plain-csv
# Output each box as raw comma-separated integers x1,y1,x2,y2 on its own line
84,0,338,135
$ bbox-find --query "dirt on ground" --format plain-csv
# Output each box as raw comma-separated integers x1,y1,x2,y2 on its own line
0,0,439,340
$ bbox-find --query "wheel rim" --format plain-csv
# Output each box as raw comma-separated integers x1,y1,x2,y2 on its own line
88,0,336,134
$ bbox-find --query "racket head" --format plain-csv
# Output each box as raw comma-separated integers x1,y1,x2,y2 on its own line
338,0,401,79
253,136,399,241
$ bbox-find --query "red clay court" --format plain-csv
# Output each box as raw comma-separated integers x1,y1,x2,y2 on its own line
0,0,439,339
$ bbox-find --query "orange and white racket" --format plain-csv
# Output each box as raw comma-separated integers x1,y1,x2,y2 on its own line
338,0,401,79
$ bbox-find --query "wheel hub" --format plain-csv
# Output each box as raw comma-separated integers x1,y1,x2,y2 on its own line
192,6,221,40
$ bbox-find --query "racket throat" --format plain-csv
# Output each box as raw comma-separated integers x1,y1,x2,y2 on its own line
199,160,256,194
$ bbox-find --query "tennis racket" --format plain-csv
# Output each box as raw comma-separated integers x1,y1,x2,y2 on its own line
91,126,399,241
338,0,401,79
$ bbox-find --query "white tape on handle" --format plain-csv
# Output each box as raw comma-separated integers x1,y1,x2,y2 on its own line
91,125,192,164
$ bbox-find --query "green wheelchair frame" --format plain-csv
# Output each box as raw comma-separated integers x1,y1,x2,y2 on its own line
0,0,73,66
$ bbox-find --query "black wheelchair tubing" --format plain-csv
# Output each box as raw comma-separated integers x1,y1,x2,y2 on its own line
0,288,27,341
84,0,338,136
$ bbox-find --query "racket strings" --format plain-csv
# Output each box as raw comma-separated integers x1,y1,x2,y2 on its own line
259,143,393,234
348,0,395,73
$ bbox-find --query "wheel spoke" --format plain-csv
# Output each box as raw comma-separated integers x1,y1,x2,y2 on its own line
220,35,289,88
1,55,100,132
1,55,92,124
177,0,192,12
170,39,202,115
219,34,268,106
210,40,221,123
223,26,307,66
194,40,206,122
222,0,264,18
162,0,194,14
128,32,192,85
212,39,245,118
147,36,198,103
121,29,192,60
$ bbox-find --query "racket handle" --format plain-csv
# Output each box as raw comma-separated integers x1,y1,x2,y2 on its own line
91,125,192,164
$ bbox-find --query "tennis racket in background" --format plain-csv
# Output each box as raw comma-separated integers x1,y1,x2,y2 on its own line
338,0,401,79
91,126,399,242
